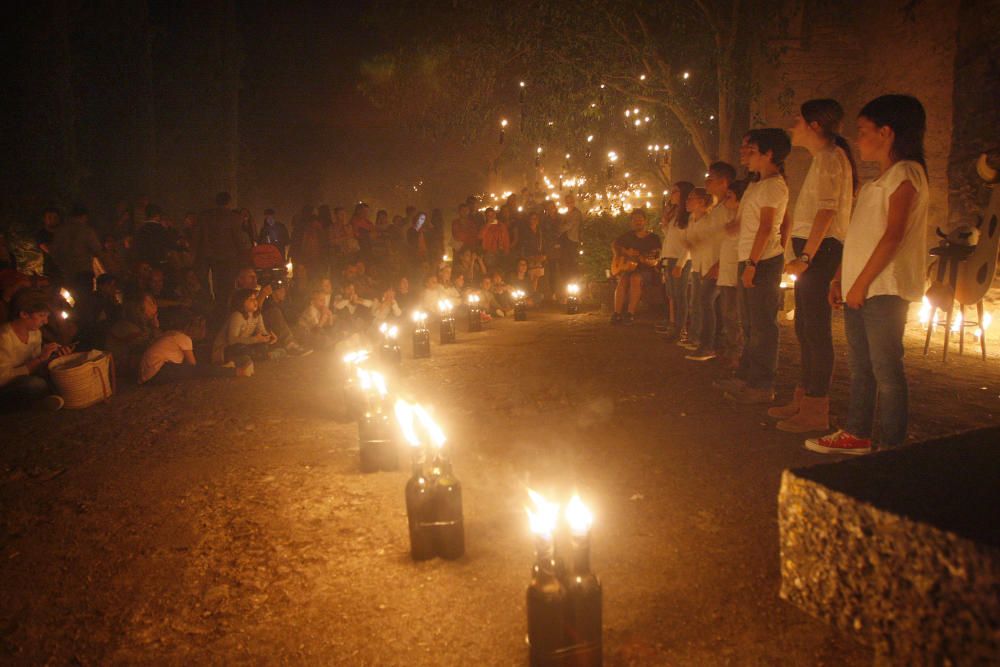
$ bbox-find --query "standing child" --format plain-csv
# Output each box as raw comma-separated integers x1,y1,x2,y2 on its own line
679,188,713,351
656,182,694,340
807,95,928,455
714,179,749,369
725,128,791,404
687,163,739,361
772,99,857,432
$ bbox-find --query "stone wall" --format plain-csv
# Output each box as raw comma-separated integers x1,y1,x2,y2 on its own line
752,0,959,230
948,0,1000,227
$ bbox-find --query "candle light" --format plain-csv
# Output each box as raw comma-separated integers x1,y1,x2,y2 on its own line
357,370,398,473
412,310,431,358
500,118,509,144
377,322,402,365
563,494,602,664
438,299,457,344
512,289,527,321
417,405,464,560
566,283,580,314
396,400,436,561
525,489,566,666
59,288,75,308
467,293,483,332
285,261,294,280
341,350,371,419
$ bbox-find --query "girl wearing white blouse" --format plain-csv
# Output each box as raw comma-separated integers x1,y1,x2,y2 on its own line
771,99,857,433
724,128,791,405
807,95,928,455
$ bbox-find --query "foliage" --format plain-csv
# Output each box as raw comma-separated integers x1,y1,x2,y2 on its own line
579,211,631,283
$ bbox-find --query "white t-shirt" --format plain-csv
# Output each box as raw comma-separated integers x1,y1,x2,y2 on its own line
0,323,41,387
139,331,193,384
717,233,740,287
737,175,788,262
791,144,854,242
842,160,928,302
687,205,730,275
660,216,689,262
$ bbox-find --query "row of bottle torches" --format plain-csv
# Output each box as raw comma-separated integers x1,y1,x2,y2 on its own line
342,324,601,664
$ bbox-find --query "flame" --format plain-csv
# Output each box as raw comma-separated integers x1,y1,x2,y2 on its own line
438,299,453,314
59,288,75,307
951,311,963,333
394,399,420,448
371,370,388,397
565,494,593,536
525,489,560,539
60,310,70,320
567,283,580,296
918,296,933,326
342,349,370,366
412,310,428,324
976,312,993,339
413,404,446,450
387,325,399,339
468,293,481,305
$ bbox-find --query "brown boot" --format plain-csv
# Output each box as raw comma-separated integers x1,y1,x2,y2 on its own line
767,386,804,419
777,395,830,433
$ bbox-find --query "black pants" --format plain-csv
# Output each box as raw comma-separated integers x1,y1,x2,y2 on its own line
792,237,842,397
736,255,783,390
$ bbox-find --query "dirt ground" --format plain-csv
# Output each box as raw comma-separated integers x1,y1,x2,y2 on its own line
2,303,999,666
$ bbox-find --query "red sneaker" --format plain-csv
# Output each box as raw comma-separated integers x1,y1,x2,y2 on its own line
804,430,872,456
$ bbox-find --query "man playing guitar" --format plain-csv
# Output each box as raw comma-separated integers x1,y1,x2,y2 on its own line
611,208,661,325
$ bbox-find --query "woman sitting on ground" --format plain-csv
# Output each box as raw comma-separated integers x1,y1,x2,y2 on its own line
140,311,252,384
211,288,280,365
107,292,161,376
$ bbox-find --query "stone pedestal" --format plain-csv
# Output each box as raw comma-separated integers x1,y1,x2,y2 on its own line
778,427,1000,664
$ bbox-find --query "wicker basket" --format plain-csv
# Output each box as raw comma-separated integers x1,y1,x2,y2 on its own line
49,350,115,409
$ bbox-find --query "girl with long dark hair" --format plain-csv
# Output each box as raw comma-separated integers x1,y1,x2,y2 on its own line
807,95,928,455
771,99,857,432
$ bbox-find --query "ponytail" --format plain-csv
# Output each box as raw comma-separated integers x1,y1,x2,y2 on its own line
833,134,859,191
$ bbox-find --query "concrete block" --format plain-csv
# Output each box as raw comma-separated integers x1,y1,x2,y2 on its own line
778,427,1000,664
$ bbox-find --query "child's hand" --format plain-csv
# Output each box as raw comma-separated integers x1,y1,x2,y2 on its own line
844,283,866,310
784,259,808,277
828,280,843,308
741,264,756,289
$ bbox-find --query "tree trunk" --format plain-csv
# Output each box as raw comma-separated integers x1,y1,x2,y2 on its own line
138,0,158,196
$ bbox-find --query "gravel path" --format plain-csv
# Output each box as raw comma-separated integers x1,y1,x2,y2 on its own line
2,306,998,665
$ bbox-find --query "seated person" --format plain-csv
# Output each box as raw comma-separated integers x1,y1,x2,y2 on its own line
394,276,415,312
332,283,373,330
174,268,213,318
107,292,161,375
211,288,280,365
479,276,510,317
370,286,402,327
296,289,338,349
420,274,446,312
261,281,310,355
140,310,252,384
445,273,464,303
508,258,537,306
611,208,661,325
0,288,71,411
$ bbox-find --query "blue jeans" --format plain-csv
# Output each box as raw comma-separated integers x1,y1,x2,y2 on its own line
689,272,702,344
698,276,719,350
736,255,783,389
0,375,51,411
843,295,910,446
664,258,691,332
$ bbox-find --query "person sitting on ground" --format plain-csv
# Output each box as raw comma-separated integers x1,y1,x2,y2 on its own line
261,280,311,356
212,288,280,365
0,288,70,411
140,310,252,384
174,268,213,318
454,246,487,287
479,276,509,317
611,208,661,326
394,275,415,312
332,283,373,330
420,274,445,312
509,258,537,306
489,271,514,310
107,292,161,375
297,288,338,349
370,285,402,328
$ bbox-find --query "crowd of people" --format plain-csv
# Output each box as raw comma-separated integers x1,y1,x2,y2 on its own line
0,93,930,456
609,94,928,455
0,187,586,411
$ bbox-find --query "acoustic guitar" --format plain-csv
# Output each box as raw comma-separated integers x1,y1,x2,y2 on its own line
611,246,658,277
